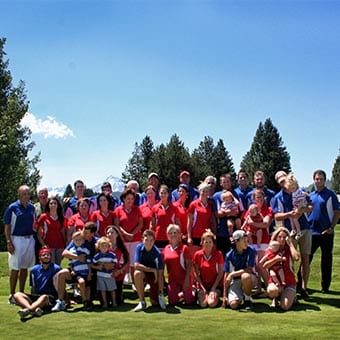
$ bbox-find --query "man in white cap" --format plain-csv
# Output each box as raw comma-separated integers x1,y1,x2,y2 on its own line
223,230,256,311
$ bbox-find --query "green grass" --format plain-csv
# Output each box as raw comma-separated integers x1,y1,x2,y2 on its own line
1,229,340,339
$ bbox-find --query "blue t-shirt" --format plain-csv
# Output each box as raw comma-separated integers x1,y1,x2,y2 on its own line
171,186,199,202
134,243,164,270
234,186,253,210
30,263,61,297
224,246,256,276
271,189,311,231
3,200,35,236
308,187,340,235
246,187,275,208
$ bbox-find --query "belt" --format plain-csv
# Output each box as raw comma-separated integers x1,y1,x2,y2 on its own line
13,235,33,239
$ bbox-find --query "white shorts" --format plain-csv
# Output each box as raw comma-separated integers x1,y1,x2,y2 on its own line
125,241,139,267
8,235,35,270
228,274,257,303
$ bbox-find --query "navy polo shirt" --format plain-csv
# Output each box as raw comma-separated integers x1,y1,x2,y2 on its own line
134,243,164,270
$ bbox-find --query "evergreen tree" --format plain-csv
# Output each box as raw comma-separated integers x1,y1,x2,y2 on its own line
212,139,236,183
331,149,340,193
0,38,41,248
240,118,291,192
63,184,74,198
149,134,192,190
191,136,215,183
122,135,155,190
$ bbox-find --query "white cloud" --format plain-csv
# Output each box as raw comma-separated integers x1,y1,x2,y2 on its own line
21,112,74,139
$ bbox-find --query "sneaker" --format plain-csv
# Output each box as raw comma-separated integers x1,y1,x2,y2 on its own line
132,284,137,292
290,230,297,237
133,300,147,312
300,289,310,300
8,294,17,305
243,300,252,311
18,308,31,319
73,288,81,298
145,283,151,292
32,307,44,317
158,294,166,310
51,299,66,312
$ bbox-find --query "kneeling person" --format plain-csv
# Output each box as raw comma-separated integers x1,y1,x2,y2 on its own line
223,230,256,310
133,230,166,311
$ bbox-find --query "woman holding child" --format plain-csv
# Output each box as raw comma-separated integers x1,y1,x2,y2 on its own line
263,227,299,310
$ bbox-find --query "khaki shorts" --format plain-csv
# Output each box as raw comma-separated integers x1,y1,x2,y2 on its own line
292,229,312,255
228,274,257,303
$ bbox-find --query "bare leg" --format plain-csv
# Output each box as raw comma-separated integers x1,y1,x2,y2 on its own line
10,270,19,295
134,270,145,301
19,269,28,292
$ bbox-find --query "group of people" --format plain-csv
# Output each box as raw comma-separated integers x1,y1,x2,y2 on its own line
3,168,339,319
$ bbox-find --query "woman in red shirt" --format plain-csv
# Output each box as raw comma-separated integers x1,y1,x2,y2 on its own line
263,227,299,310
90,193,115,237
173,184,191,241
192,230,224,308
151,185,180,249
37,197,66,265
187,183,216,251
114,188,143,282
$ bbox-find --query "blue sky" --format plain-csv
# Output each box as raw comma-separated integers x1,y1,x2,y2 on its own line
2,0,339,188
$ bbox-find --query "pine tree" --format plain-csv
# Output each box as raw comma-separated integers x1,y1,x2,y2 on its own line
0,38,41,249
122,135,155,190
149,134,192,190
63,184,74,198
331,149,340,193
212,139,236,182
240,118,291,191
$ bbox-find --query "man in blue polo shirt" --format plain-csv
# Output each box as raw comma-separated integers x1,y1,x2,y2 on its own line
308,169,340,294
14,246,61,320
4,185,36,304
132,229,166,311
271,171,313,299
223,230,256,311
234,170,253,211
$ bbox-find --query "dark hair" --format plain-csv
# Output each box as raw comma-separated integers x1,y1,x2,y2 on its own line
76,197,90,210
120,188,136,202
96,193,113,210
178,183,191,208
105,225,129,266
101,181,112,191
238,169,249,178
74,179,84,189
313,169,326,180
84,221,97,233
45,196,64,225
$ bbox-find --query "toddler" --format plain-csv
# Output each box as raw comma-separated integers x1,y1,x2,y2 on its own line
285,173,309,240
220,191,241,238
92,237,118,308
241,204,263,248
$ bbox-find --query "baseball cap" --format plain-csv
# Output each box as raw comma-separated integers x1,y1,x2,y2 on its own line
275,171,287,184
232,230,246,241
39,247,52,256
179,170,190,177
148,172,159,180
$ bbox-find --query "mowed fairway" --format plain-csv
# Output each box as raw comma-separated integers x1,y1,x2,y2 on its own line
0,228,339,339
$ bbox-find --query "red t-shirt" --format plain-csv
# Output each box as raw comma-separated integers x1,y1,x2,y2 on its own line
67,213,90,232
114,205,142,242
112,247,125,281
267,244,296,286
242,205,272,244
139,202,154,232
173,201,188,236
152,202,178,241
192,248,224,290
38,213,65,249
188,199,214,239
90,210,115,237
163,243,191,284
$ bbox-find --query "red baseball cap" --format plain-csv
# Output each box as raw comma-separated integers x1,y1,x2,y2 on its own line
179,170,190,177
